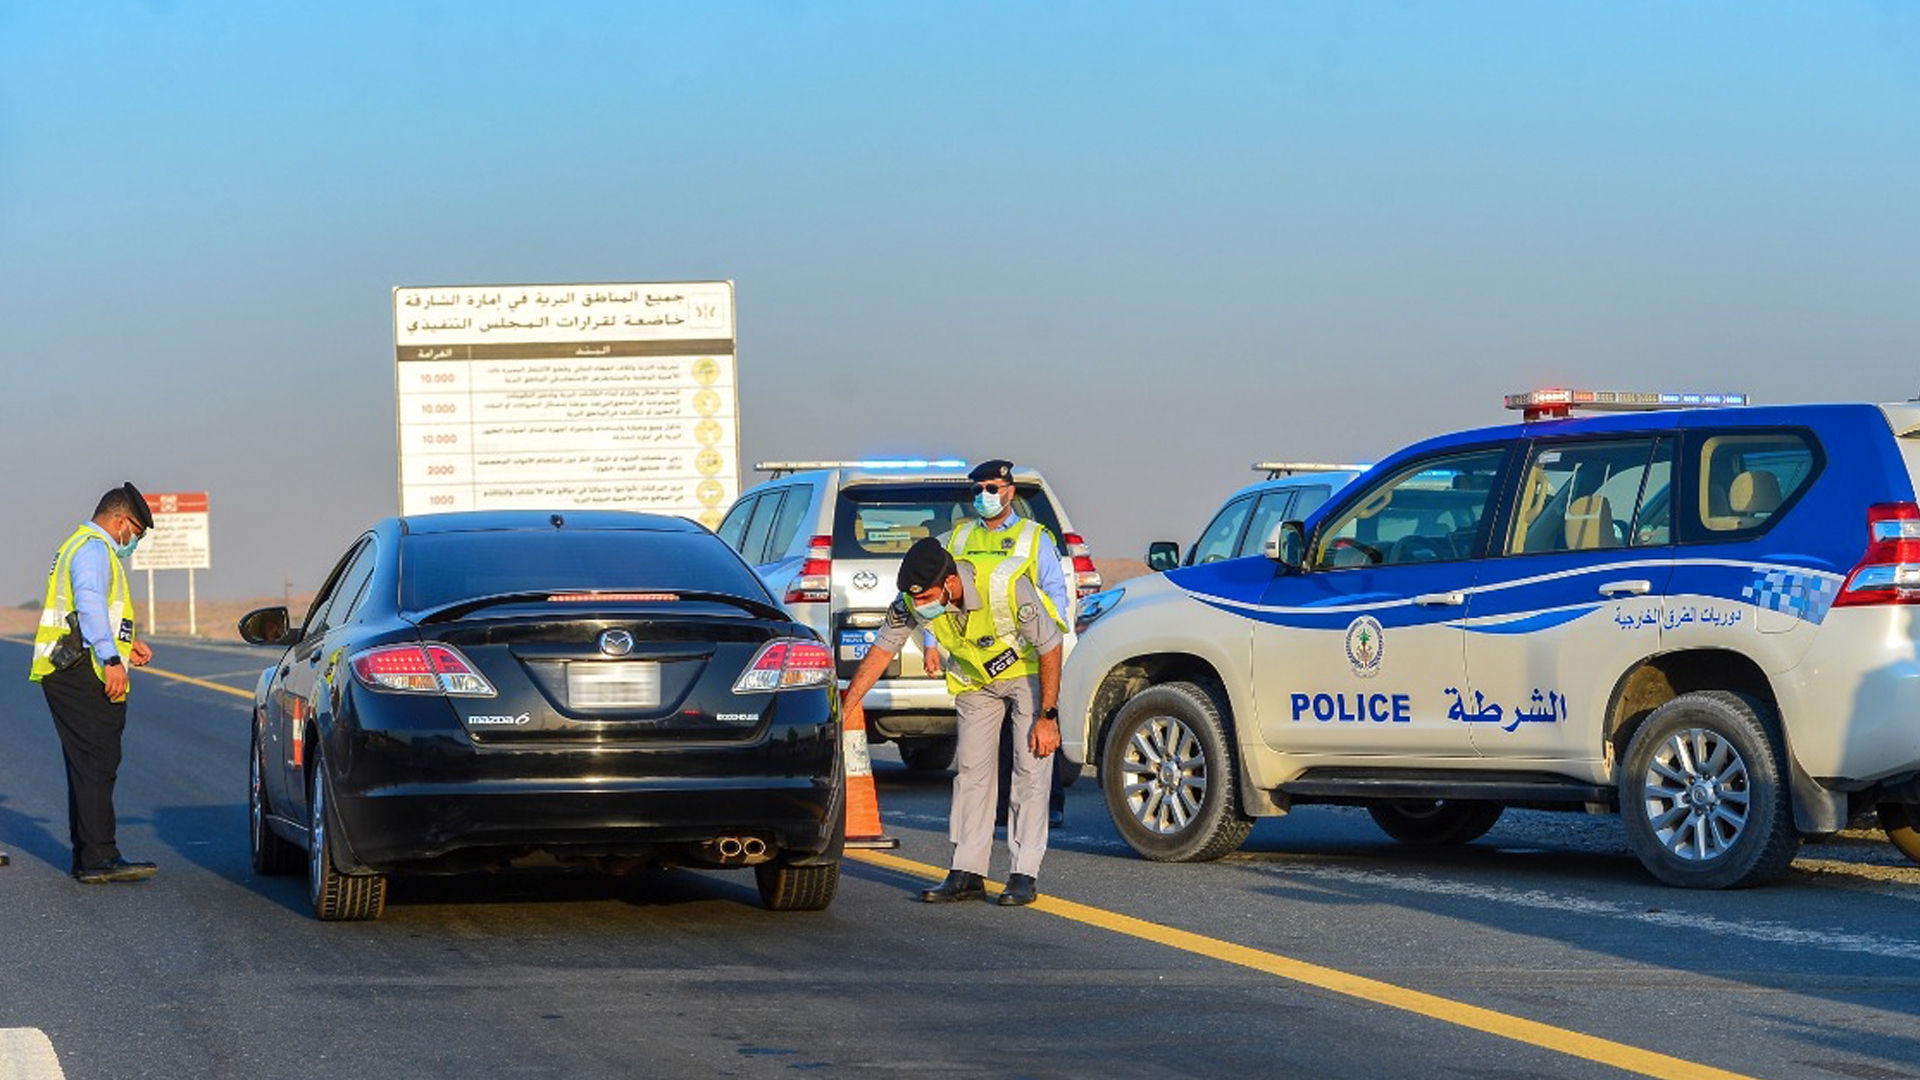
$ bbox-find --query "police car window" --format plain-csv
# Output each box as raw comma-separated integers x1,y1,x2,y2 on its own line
1292,484,1335,519
1239,490,1299,559
835,483,1065,557
1314,449,1504,569
1630,439,1675,546
765,487,810,560
1694,432,1817,536
715,495,756,553
739,490,785,564
1506,438,1660,555
1189,495,1255,565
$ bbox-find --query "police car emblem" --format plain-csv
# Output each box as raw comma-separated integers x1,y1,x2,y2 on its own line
852,570,879,591
600,629,635,656
1344,616,1384,678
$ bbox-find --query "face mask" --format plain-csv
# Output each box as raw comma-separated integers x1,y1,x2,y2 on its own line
111,524,141,559
973,490,1004,518
910,588,948,620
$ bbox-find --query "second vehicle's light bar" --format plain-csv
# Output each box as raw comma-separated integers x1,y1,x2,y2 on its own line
1252,461,1369,479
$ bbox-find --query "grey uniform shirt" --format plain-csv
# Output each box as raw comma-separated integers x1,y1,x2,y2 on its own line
874,559,1063,661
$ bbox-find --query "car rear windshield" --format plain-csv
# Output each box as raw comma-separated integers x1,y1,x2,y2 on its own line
833,482,1066,556
400,529,772,612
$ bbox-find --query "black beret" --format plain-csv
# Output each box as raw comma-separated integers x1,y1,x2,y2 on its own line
896,536,956,592
121,482,154,530
968,459,1014,483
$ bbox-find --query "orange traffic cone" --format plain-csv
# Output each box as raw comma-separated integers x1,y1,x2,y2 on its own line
842,705,898,850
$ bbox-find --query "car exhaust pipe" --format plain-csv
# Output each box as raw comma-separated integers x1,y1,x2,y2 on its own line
741,836,767,858
716,836,744,859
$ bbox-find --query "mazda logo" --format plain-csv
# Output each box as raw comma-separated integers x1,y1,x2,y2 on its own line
852,571,879,591
599,629,635,656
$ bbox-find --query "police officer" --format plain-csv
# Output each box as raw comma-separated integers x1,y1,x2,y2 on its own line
924,459,1072,827
28,483,158,883
844,537,1063,906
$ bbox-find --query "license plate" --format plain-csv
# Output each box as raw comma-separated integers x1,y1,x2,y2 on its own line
839,629,876,662
567,661,661,708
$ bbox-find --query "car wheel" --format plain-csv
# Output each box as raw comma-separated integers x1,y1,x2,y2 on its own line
755,859,840,911
1101,681,1253,862
1879,803,1920,866
249,729,301,876
1620,690,1799,889
1367,800,1503,845
307,746,388,921
897,737,956,773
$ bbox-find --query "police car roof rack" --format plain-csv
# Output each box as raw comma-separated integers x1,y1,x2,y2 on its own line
1505,389,1750,423
1252,462,1369,480
753,459,968,478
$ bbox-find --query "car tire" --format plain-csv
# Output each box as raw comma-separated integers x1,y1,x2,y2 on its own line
1620,690,1800,889
898,737,957,773
1101,681,1253,862
755,859,840,911
1367,800,1504,845
308,746,388,921
250,728,301,876
1878,802,1920,867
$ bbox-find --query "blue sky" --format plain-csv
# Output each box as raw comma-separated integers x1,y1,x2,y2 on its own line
3,1,1916,606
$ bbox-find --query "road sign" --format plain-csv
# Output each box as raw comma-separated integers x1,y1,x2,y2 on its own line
393,282,740,530
130,491,210,571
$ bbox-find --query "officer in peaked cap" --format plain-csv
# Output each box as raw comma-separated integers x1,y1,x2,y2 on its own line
841,535,1064,907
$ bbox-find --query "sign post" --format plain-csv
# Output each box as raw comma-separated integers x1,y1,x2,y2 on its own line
392,282,740,529
130,492,211,636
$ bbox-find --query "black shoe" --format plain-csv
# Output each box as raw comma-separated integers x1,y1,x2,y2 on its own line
919,870,986,903
1047,808,1065,830
73,857,156,884
0,851,9,867
997,873,1038,906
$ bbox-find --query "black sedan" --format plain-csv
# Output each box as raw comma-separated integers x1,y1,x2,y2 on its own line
238,511,842,921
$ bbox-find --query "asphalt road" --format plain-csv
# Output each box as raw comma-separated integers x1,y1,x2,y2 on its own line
2,636,1918,1080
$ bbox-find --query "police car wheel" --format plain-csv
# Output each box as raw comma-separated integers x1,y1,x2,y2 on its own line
1878,803,1920,867
1101,682,1253,862
1620,691,1799,889
250,729,300,876
307,747,388,921
1366,800,1503,845
897,737,956,773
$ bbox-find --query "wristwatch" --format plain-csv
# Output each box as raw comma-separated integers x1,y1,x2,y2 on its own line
1041,707,1059,720
103,656,123,667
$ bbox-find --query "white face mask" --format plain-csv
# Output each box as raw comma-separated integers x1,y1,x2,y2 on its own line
973,490,1004,518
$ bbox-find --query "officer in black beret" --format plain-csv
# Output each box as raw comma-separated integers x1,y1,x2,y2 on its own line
28,482,159,883
842,536,1064,907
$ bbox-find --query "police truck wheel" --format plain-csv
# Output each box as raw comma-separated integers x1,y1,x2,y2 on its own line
897,737,956,773
1620,691,1799,889
1101,682,1253,862
249,730,300,875
755,858,840,911
1367,800,1503,845
1879,803,1920,866
307,747,388,921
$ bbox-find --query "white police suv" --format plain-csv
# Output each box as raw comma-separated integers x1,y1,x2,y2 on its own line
1063,390,1920,888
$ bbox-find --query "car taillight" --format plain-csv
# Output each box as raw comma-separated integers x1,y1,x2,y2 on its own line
733,638,834,693
349,643,498,696
1064,532,1102,599
786,535,832,604
1833,502,1920,607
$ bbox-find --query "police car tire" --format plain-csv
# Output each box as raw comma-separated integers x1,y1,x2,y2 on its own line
1101,681,1254,863
1366,800,1504,846
307,746,388,921
249,729,301,876
1620,691,1799,890
898,737,957,773
1878,803,1920,867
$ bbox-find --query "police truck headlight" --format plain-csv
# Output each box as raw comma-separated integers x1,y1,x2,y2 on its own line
1075,588,1125,634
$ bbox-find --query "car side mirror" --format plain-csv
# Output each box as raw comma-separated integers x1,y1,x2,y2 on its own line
1264,521,1306,570
1145,541,1181,572
238,606,298,647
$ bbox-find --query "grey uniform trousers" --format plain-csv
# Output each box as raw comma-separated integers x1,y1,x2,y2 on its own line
950,675,1049,879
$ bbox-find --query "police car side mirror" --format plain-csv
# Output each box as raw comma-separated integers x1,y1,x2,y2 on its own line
1265,521,1306,570
1145,541,1181,573
237,606,299,647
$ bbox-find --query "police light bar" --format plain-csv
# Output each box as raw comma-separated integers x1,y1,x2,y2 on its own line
1505,389,1750,421
754,459,968,476
1253,461,1369,479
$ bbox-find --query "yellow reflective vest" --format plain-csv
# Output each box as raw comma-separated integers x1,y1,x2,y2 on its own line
925,557,1055,695
943,517,1066,633
29,526,135,687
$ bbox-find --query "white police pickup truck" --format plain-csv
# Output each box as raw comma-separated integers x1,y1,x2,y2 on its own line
1063,389,1920,888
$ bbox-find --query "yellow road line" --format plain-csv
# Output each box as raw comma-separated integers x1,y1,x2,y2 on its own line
850,849,1762,1080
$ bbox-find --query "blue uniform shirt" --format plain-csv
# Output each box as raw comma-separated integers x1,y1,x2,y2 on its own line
68,522,125,665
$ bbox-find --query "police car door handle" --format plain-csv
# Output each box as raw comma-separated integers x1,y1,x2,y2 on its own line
1413,592,1466,607
1599,580,1652,597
